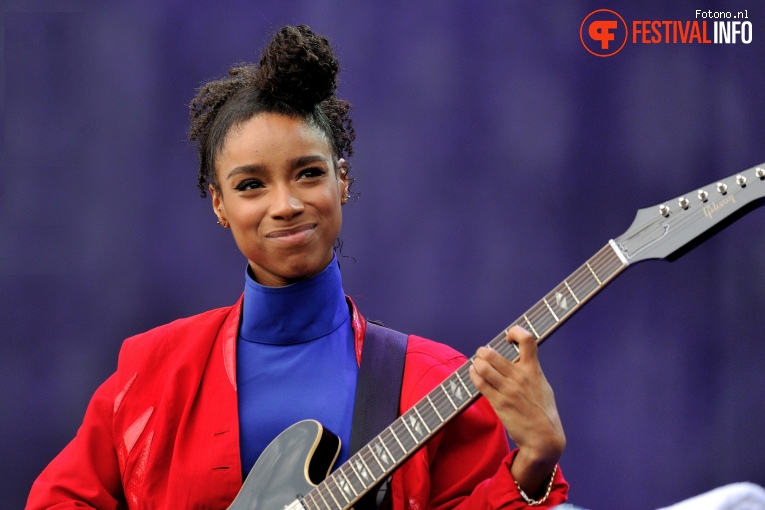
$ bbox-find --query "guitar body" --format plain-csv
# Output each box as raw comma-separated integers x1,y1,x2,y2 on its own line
227,420,340,510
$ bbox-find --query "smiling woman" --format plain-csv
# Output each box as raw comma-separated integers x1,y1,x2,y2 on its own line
212,114,348,287
26,25,568,509
189,25,353,287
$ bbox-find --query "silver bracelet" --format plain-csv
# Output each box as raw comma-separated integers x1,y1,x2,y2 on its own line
515,464,558,506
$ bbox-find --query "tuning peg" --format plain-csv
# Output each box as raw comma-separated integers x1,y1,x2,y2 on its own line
716,182,728,194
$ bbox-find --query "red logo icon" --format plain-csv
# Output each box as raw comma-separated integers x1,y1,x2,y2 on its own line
581,9,628,57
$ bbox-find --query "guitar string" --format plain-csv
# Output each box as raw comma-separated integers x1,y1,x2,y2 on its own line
525,246,622,335
310,247,625,508
307,247,627,509
310,170,765,508
396,248,619,447
321,256,615,510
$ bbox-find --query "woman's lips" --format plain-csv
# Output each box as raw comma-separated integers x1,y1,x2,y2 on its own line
266,224,316,245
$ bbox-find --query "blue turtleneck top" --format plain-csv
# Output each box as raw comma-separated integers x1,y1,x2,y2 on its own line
236,255,358,476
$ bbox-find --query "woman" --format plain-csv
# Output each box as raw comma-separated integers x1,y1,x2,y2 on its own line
27,25,567,509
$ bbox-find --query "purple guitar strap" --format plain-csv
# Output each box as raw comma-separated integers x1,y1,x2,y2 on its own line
348,321,408,510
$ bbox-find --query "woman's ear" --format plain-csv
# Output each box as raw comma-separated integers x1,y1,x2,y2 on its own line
338,158,349,204
210,185,229,228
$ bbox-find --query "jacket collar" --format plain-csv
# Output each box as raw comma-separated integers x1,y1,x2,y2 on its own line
220,294,367,389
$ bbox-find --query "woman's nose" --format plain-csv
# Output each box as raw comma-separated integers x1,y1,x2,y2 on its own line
270,187,304,219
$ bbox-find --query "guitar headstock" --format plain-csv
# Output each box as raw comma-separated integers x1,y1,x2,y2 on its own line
613,163,765,264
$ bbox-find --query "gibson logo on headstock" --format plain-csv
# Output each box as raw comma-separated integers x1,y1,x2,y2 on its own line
703,194,736,219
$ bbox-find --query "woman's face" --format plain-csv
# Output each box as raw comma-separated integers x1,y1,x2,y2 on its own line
211,112,348,287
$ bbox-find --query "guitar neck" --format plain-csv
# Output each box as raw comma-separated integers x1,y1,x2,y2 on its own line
301,242,628,510
304,163,765,509
227,164,763,510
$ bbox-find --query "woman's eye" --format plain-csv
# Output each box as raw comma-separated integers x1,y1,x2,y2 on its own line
299,167,326,179
234,179,263,191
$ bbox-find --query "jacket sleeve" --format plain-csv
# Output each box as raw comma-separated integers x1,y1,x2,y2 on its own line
428,396,568,509
26,374,125,510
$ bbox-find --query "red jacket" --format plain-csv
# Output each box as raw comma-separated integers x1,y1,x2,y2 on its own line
27,298,567,509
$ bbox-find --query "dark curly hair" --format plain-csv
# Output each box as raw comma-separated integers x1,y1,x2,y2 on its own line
189,25,355,197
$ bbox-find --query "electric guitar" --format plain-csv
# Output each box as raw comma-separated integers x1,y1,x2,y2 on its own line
227,163,765,510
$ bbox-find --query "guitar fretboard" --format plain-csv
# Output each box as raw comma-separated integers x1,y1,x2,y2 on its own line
301,243,627,510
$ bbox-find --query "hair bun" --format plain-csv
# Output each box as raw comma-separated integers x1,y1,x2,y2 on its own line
254,25,339,111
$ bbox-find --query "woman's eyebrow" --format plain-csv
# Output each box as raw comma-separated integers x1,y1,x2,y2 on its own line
226,164,265,180
225,155,328,180
289,155,329,168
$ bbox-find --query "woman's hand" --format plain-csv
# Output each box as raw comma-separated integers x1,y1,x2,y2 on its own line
469,326,565,498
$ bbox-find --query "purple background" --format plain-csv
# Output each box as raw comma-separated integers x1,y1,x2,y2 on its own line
2,1,764,508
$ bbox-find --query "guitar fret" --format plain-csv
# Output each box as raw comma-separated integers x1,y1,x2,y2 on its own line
564,280,580,304
358,451,381,480
529,305,555,335
571,279,597,300
380,429,404,464
543,297,560,322
367,443,385,472
355,456,373,487
547,284,574,318
313,492,328,510
439,381,458,410
409,411,426,439
494,339,520,362
511,341,521,359
455,370,473,396
302,492,317,510
571,248,623,307
359,452,382,481
585,261,602,284
426,395,444,421
338,469,358,498
389,426,408,454
570,267,598,300
402,417,419,443
396,421,418,451
413,406,432,433
318,484,334,510
375,435,395,467
435,385,460,420
414,401,438,432
591,249,622,285
347,460,367,491
325,476,345,507
522,314,540,339
603,253,624,277
314,492,328,510
313,491,329,510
